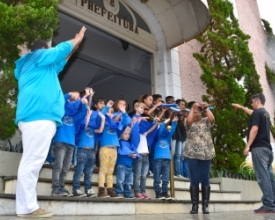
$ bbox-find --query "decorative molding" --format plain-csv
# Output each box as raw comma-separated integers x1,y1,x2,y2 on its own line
103,0,120,15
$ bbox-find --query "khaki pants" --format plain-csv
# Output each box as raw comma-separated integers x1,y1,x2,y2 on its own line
98,147,117,188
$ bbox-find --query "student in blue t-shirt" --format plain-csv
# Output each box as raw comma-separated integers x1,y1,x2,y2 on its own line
153,115,178,200
72,102,105,197
51,89,90,196
115,119,140,199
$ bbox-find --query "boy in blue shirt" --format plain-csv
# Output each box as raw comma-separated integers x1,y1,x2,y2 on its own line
72,107,105,197
116,120,140,199
153,116,178,200
51,90,90,196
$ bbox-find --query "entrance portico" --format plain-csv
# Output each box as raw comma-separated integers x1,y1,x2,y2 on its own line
57,0,210,101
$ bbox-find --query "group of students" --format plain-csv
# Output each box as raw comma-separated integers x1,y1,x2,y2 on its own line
50,88,189,200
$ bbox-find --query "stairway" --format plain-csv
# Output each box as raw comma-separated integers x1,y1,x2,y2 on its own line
0,164,261,216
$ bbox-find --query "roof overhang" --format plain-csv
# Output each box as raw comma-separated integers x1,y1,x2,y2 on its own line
145,0,210,49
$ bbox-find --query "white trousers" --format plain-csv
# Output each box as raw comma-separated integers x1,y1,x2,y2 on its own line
16,120,56,214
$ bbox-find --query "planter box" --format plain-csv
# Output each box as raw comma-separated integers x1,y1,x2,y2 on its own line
211,177,261,201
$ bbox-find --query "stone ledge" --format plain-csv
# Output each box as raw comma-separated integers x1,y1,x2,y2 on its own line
0,194,261,215
3,176,241,193
0,194,260,204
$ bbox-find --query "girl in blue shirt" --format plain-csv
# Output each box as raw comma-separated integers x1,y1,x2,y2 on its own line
97,101,129,198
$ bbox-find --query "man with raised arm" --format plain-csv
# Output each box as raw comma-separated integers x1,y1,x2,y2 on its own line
14,26,86,218
232,93,275,214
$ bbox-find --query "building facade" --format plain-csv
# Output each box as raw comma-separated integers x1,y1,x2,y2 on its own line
55,0,209,102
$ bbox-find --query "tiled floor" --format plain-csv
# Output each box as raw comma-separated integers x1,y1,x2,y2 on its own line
2,212,275,220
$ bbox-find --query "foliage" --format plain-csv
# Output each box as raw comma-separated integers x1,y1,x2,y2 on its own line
265,64,275,86
193,0,262,172
261,20,275,138
237,162,255,180
210,163,256,180
262,19,275,63
0,138,22,153
0,0,59,139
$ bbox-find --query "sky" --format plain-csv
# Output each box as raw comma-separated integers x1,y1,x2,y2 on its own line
257,0,275,31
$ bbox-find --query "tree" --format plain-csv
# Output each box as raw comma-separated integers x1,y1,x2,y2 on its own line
0,0,59,139
193,0,262,172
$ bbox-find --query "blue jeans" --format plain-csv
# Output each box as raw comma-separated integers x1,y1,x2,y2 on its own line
185,158,211,187
133,154,149,193
181,159,189,178
46,143,54,164
251,147,275,208
115,165,133,197
153,159,170,194
52,142,74,191
149,148,155,174
72,148,96,191
174,140,189,177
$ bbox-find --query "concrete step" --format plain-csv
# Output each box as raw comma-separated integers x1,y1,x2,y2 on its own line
39,165,221,190
4,177,241,201
0,194,261,216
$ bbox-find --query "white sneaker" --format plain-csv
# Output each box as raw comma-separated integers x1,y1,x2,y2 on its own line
86,189,97,198
176,175,189,180
73,189,86,197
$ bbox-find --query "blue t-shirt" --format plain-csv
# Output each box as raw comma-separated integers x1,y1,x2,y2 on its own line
99,107,129,148
53,94,87,146
153,121,177,160
14,41,74,126
116,122,140,166
78,127,95,148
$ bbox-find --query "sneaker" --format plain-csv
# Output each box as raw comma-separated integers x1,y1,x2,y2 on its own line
162,192,172,200
175,175,184,178
141,192,151,199
17,208,53,218
51,188,68,197
147,171,154,177
63,188,74,197
254,206,275,214
86,189,97,198
135,193,145,199
125,195,134,199
155,194,165,199
73,189,86,197
116,194,125,198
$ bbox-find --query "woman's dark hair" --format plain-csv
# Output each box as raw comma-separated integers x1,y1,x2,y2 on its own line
141,94,152,103
31,39,49,52
188,101,204,112
188,101,196,109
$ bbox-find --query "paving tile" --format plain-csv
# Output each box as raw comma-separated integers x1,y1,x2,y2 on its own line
2,211,275,220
